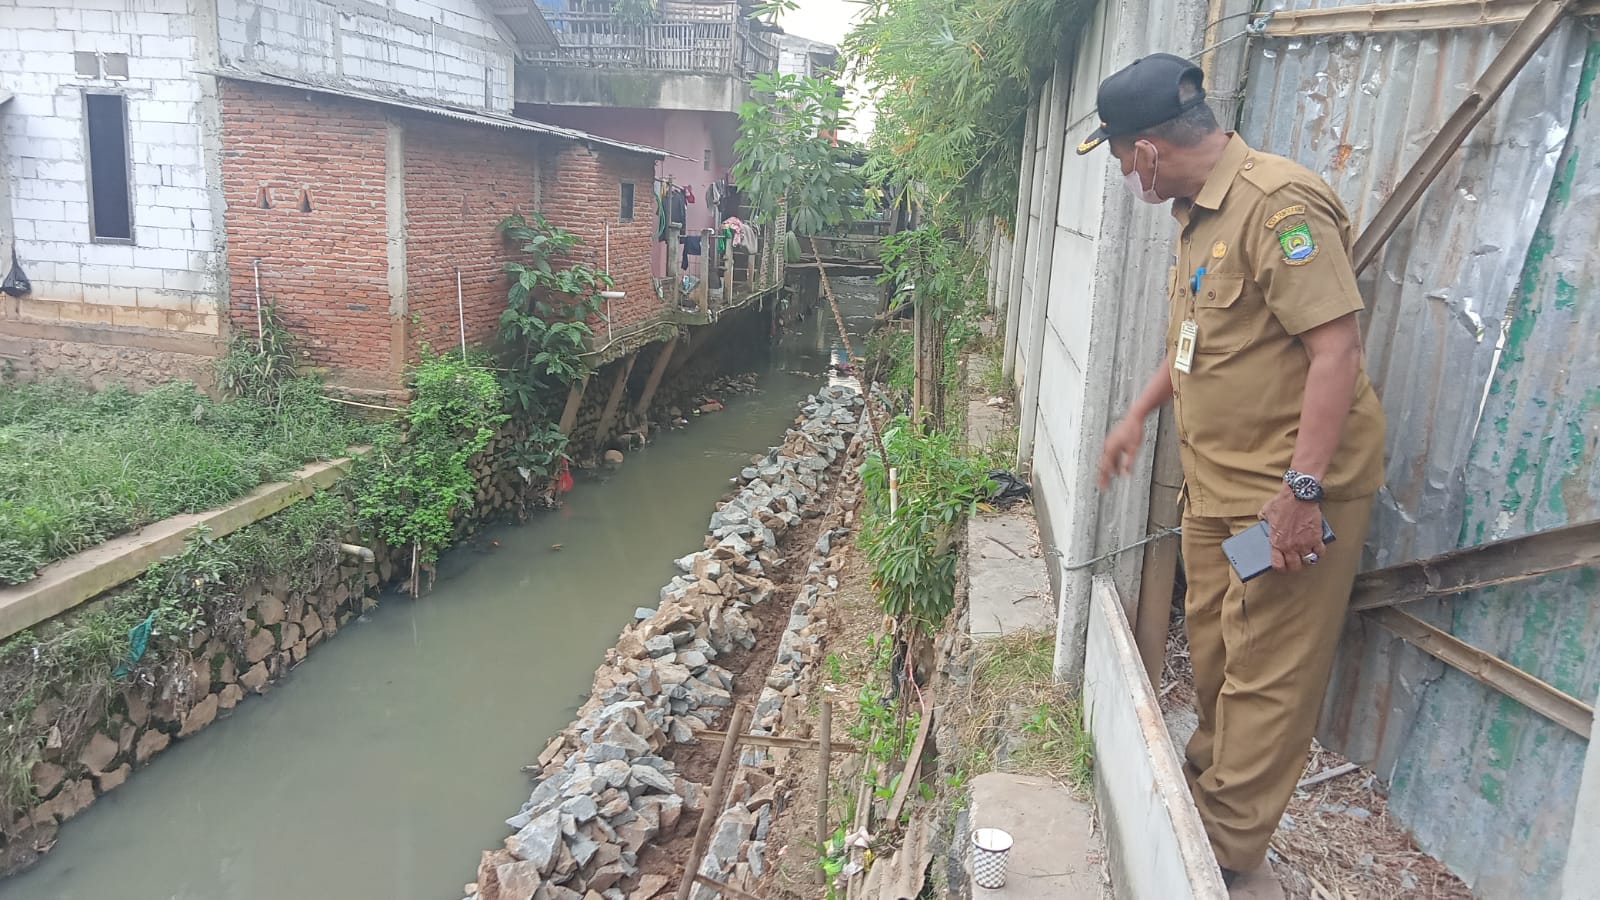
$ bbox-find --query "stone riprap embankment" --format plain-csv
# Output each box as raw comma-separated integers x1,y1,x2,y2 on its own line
467,385,864,900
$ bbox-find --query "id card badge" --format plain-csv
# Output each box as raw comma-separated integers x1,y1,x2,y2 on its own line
1174,319,1198,373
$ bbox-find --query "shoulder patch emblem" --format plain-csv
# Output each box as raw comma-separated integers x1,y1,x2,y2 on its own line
1264,205,1306,229
1277,222,1317,264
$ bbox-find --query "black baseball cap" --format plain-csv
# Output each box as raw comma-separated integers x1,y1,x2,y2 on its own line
1076,53,1205,155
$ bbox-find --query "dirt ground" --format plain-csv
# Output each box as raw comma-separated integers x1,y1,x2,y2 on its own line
1160,615,1474,900
751,544,885,899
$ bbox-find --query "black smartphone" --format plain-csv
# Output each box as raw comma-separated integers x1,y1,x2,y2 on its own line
1221,519,1336,582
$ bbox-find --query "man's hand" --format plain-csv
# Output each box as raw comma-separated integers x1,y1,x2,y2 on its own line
1097,415,1144,488
1260,487,1325,573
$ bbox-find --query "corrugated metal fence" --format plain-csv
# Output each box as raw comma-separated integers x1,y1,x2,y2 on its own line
1240,4,1599,894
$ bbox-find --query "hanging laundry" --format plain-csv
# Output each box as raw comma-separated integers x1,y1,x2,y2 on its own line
681,234,703,271
721,217,760,256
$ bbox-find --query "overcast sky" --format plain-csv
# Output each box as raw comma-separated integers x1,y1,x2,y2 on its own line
779,0,877,137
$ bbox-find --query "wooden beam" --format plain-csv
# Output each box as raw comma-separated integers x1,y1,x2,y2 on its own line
557,374,590,435
695,728,860,754
1365,607,1594,737
884,692,934,826
594,353,637,444
1350,518,1600,612
1262,0,1600,36
1350,0,1578,275
0,454,360,641
632,337,678,418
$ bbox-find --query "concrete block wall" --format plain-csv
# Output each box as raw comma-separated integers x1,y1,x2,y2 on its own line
0,0,221,338
218,79,394,385
217,0,515,112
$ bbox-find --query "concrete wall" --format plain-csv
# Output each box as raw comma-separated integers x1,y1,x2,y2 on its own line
0,0,224,347
217,0,515,112
1085,576,1228,899
1005,0,1231,677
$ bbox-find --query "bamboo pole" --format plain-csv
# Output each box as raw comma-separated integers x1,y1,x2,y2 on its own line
817,699,833,851
677,705,751,900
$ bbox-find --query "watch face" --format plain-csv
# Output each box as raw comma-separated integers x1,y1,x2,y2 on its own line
1287,471,1322,501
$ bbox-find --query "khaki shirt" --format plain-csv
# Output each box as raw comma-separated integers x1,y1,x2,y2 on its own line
1167,135,1386,517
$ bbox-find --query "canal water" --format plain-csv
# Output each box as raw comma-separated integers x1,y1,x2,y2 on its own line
9,281,879,900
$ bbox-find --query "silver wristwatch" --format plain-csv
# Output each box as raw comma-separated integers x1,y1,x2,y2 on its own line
1284,469,1324,502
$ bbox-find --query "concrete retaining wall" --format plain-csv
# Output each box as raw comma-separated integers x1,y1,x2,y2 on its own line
1083,575,1225,900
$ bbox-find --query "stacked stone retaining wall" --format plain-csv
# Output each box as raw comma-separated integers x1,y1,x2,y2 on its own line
467,384,864,900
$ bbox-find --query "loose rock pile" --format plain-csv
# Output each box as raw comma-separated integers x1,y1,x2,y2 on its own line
467,386,865,900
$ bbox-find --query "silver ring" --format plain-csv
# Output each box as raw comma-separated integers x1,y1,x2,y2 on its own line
1303,552,1320,565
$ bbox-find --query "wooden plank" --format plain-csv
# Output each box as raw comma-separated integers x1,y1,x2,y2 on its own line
1365,607,1594,737
883,692,933,827
0,455,359,642
677,705,750,900
1262,0,1600,36
1350,518,1600,612
1350,0,1579,275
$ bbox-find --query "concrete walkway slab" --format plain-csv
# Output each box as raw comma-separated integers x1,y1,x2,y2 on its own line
967,514,1054,639
967,772,1106,899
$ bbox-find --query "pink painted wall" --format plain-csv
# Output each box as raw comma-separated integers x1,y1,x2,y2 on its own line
519,106,738,277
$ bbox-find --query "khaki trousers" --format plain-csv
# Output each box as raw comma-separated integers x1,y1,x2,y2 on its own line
1179,495,1373,871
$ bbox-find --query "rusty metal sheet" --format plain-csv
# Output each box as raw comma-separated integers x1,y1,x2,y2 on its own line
1240,7,1598,896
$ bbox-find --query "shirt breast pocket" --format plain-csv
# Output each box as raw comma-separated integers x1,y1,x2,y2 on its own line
1194,273,1251,355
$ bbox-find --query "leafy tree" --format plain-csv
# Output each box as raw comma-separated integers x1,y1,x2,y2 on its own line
845,0,1091,222
732,73,865,238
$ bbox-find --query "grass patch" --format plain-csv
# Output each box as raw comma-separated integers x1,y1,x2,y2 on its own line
0,489,354,820
958,628,1093,793
0,378,366,585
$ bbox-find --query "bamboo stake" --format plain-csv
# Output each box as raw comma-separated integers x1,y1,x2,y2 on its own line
810,237,889,464
677,705,751,900
693,873,765,900
694,729,858,753
817,698,833,850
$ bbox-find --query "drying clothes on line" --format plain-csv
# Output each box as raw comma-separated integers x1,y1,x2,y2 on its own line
681,235,703,271
721,217,759,256
707,181,726,219
656,185,689,241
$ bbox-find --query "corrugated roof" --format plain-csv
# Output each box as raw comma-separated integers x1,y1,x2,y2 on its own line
485,0,560,53
209,68,672,159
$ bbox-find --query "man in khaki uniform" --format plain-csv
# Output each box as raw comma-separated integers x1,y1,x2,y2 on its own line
1082,54,1387,884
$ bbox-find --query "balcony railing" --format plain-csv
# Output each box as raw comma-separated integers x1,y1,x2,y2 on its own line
522,11,779,75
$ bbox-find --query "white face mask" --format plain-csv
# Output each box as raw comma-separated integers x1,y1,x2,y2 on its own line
1122,142,1164,204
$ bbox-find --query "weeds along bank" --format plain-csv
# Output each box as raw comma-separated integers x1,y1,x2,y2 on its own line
0,212,734,879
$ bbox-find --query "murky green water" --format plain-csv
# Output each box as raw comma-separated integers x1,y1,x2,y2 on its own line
8,282,878,900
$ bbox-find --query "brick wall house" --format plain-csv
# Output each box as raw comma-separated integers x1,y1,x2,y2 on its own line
218,77,663,392
0,0,667,394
